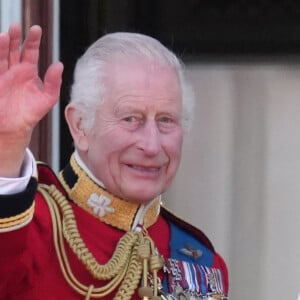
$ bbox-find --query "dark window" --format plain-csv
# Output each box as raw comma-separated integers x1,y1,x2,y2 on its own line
60,0,300,167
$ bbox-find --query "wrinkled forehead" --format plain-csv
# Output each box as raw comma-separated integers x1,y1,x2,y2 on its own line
105,56,181,95
104,54,180,85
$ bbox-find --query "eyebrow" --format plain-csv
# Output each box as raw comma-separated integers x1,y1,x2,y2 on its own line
114,95,182,115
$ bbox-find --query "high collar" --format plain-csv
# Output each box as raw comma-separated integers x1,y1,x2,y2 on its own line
58,153,161,232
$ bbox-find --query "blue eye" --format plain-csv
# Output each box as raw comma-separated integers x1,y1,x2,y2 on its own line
157,115,180,133
159,116,173,123
123,116,136,122
121,115,143,131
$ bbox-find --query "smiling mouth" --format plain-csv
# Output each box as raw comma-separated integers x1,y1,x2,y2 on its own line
127,164,160,173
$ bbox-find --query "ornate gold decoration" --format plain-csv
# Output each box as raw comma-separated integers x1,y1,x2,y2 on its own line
38,184,165,300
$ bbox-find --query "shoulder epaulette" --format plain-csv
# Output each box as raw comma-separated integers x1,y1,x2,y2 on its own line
160,205,215,252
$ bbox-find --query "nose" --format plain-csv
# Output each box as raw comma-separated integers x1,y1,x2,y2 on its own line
136,120,161,156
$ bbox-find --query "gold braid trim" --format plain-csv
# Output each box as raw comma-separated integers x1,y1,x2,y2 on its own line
38,184,164,300
0,201,35,228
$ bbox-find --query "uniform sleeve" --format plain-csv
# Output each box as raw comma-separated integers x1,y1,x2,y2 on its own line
0,148,37,232
0,177,38,297
0,176,37,232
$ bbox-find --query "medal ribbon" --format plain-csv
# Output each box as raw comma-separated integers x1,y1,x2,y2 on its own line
166,258,225,296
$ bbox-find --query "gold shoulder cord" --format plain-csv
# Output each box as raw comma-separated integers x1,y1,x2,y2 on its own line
38,184,165,300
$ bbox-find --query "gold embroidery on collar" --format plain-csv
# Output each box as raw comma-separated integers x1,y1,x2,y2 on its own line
58,154,160,231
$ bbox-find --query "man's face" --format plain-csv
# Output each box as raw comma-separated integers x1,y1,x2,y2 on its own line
80,57,183,203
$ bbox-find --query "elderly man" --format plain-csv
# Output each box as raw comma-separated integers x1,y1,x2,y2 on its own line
0,24,228,299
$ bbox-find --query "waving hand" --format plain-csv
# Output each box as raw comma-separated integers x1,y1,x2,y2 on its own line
0,24,63,177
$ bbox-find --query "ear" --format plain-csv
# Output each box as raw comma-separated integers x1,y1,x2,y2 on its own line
65,104,89,151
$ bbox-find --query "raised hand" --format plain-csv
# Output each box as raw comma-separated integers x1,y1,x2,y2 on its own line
0,24,63,177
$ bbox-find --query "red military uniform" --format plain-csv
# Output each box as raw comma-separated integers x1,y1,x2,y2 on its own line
0,154,229,299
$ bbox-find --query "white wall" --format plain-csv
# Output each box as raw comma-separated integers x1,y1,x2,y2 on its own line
0,0,21,30
166,62,300,300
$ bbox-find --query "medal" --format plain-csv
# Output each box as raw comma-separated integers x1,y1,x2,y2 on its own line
162,258,228,300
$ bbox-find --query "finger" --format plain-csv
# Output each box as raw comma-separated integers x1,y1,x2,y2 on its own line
8,23,22,66
20,25,42,65
43,62,64,107
0,32,9,75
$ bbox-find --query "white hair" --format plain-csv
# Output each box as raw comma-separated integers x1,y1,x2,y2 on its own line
70,32,195,131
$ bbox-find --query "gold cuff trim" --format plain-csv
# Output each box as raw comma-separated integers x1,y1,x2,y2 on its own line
0,201,35,229
0,215,33,233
